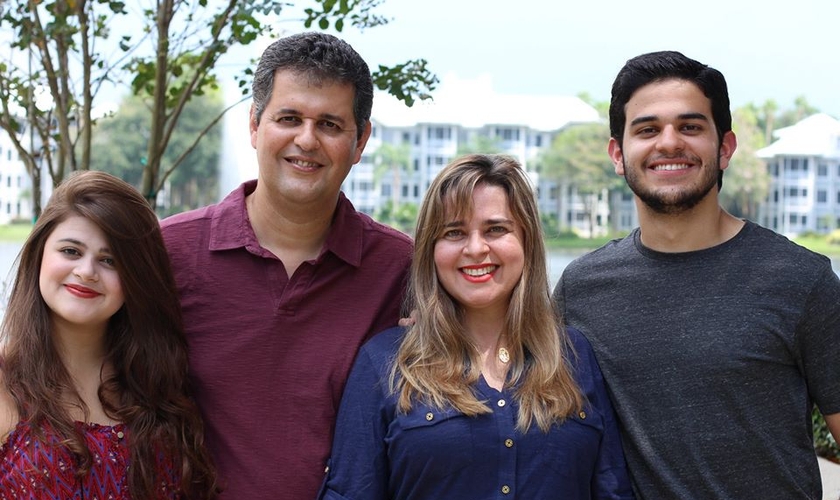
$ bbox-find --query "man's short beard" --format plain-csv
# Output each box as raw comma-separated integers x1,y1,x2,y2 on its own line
625,151,722,215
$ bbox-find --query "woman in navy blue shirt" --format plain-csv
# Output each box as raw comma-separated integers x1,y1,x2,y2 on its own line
320,154,634,499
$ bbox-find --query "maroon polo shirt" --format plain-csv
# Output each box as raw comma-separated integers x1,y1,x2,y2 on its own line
161,181,412,499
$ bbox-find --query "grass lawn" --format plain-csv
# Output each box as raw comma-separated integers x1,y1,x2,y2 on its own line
0,224,32,242
792,234,840,257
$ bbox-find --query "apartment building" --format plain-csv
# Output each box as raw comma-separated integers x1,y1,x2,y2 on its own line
757,113,840,236
0,132,33,224
341,75,621,235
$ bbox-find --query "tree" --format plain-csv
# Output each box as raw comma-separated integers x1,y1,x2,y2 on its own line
776,95,818,128
0,0,437,217
539,122,619,237
90,90,224,216
720,106,770,220
372,141,410,218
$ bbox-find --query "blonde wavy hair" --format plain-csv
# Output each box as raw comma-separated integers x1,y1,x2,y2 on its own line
391,154,583,432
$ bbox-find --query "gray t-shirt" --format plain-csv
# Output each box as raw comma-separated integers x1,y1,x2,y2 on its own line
554,220,840,499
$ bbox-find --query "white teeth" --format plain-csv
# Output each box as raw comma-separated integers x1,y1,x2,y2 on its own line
292,160,320,168
462,266,495,276
652,164,690,171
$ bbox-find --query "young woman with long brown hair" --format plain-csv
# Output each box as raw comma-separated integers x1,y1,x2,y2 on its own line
320,154,633,499
0,171,217,498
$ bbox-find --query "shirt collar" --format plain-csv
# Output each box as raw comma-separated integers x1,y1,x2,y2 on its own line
207,181,364,267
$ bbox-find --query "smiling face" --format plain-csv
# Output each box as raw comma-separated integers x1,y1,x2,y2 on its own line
609,78,736,215
249,69,371,209
39,215,125,336
433,184,525,321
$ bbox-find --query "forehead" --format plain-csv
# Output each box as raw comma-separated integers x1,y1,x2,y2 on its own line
269,70,355,110
443,184,512,219
625,78,712,122
46,215,108,243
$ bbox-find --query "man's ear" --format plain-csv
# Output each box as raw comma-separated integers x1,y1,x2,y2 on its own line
608,137,625,176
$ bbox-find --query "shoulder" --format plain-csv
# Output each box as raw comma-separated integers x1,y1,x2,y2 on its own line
739,222,834,280
359,326,406,362
564,232,635,274
356,211,413,250
564,326,596,361
562,326,602,381
160,203,217,237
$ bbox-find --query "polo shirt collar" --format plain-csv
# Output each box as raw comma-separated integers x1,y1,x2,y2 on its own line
207,180,364,267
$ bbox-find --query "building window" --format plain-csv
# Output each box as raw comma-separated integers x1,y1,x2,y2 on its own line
787,187,808,198
789,214,798,224
818,190,827,203
413,185,419,197
819,164,828,176
535,135,542,147
381,184,391,197
401,185,409,197
427,127,451,140
495,127,520,141
414,158,419,171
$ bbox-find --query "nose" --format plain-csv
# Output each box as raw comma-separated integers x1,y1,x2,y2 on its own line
463,231,489,257
73,257,99,282
294,120,321,152
655,125,685,154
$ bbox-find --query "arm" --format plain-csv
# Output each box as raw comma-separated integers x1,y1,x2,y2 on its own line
825,412,840,444
589,362,636,499
567,329,635,499
320,346,391,500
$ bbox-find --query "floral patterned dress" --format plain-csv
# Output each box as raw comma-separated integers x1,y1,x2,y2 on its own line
0,420,180,499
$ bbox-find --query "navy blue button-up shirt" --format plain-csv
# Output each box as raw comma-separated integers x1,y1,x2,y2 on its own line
320,326,634,499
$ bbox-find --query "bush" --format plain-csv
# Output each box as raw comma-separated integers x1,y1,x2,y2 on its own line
826,229,840,246
814,406,840,463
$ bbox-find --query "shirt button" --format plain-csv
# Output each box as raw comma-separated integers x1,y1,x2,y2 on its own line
116,431,125,439
504,438,514,448
578,411,587,419
497,399,506,407
425,412,434,421
501,485,511,494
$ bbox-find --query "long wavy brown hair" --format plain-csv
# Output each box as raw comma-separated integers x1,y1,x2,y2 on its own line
392,154,583,432
1,171,217,498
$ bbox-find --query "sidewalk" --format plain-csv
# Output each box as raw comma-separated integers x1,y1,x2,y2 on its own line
821,457,840,500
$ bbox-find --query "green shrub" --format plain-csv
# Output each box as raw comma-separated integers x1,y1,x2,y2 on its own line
814,406,840,462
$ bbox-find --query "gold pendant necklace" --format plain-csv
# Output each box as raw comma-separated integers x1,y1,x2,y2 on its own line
498,347,510,364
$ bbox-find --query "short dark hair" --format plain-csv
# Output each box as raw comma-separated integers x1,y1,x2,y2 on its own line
251,32,373,140
608,51,732,188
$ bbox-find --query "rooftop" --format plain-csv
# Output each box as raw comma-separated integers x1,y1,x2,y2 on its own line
371,73,601,131
757,113,840,159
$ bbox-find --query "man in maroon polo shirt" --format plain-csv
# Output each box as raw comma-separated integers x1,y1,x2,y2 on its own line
160,32,412,499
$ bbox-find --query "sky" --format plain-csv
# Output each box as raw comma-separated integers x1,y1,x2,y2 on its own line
280,0,840,118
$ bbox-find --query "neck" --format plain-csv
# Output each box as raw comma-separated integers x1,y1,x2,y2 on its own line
636,196,744,253
246,188,337,274
51,322,116,424
51,323,108,375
